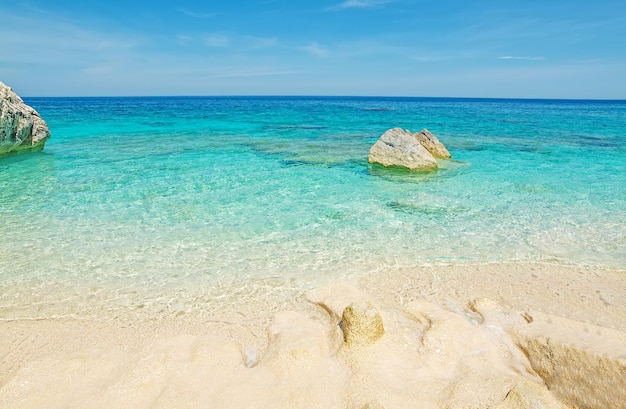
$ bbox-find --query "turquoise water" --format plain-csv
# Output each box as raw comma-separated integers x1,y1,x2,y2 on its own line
1,97,625,317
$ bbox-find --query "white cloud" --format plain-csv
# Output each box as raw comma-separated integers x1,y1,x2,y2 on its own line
245,35,278,49
411,55,452,63
176,35,193,45
80,66,112,75
205,35,231,47
0,9,142,68
328,0,390,10
498,56,545,61
177,8,215,18
301,42,329,57
568,59,601,64
212,69,299,78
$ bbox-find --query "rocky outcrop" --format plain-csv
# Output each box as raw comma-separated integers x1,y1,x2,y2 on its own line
471,300,626,409
368,127,449,170
413,128,451,158
0,81,50,156
512,316,626,409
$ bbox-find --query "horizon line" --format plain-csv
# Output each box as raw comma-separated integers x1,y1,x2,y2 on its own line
22,94,626,102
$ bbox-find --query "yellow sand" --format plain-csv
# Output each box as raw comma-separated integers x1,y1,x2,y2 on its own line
0,262,624,408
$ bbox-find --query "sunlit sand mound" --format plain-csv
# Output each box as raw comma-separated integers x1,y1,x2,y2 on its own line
1,263,624,408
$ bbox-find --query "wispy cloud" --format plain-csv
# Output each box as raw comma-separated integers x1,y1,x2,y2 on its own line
412,55,453,63
212,69,299,78
205,35,230,47
301,42,329,57
80,66,113,75
245,35,278,49
0,9,141,62
176,35,193,45
568,58,602,64
177,8,215,18
328,0,390,11
498,56,545,61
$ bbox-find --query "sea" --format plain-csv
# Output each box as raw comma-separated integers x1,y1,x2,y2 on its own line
1,96,624,319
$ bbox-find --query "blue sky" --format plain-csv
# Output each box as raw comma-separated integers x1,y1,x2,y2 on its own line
1,1,625,98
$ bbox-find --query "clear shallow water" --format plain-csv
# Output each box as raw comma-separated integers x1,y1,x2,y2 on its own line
1,97,625,318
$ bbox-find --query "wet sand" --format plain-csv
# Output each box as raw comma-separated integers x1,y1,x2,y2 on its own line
1,262,624,408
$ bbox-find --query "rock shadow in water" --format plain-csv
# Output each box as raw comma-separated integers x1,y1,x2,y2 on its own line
386,201,470,216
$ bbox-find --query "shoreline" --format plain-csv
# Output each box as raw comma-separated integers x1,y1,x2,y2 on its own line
1,261,624,408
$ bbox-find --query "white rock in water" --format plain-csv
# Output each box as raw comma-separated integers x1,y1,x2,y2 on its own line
0,81,50,156
368,128,438,170
413,128,451,159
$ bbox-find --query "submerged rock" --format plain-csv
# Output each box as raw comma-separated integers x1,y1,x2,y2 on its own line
368,127,450,170
341,301,385,346
0,81,50,156
413,128,451,159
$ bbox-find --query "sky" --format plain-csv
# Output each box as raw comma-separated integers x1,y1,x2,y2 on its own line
1,0,625,98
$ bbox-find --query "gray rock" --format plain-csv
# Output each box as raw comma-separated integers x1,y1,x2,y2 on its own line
413,128,451,158
0,81,50,156
341,301,385,346
368,128,438,171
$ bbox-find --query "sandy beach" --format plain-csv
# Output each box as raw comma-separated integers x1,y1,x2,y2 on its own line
1,261,624,408
2,0,626,406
